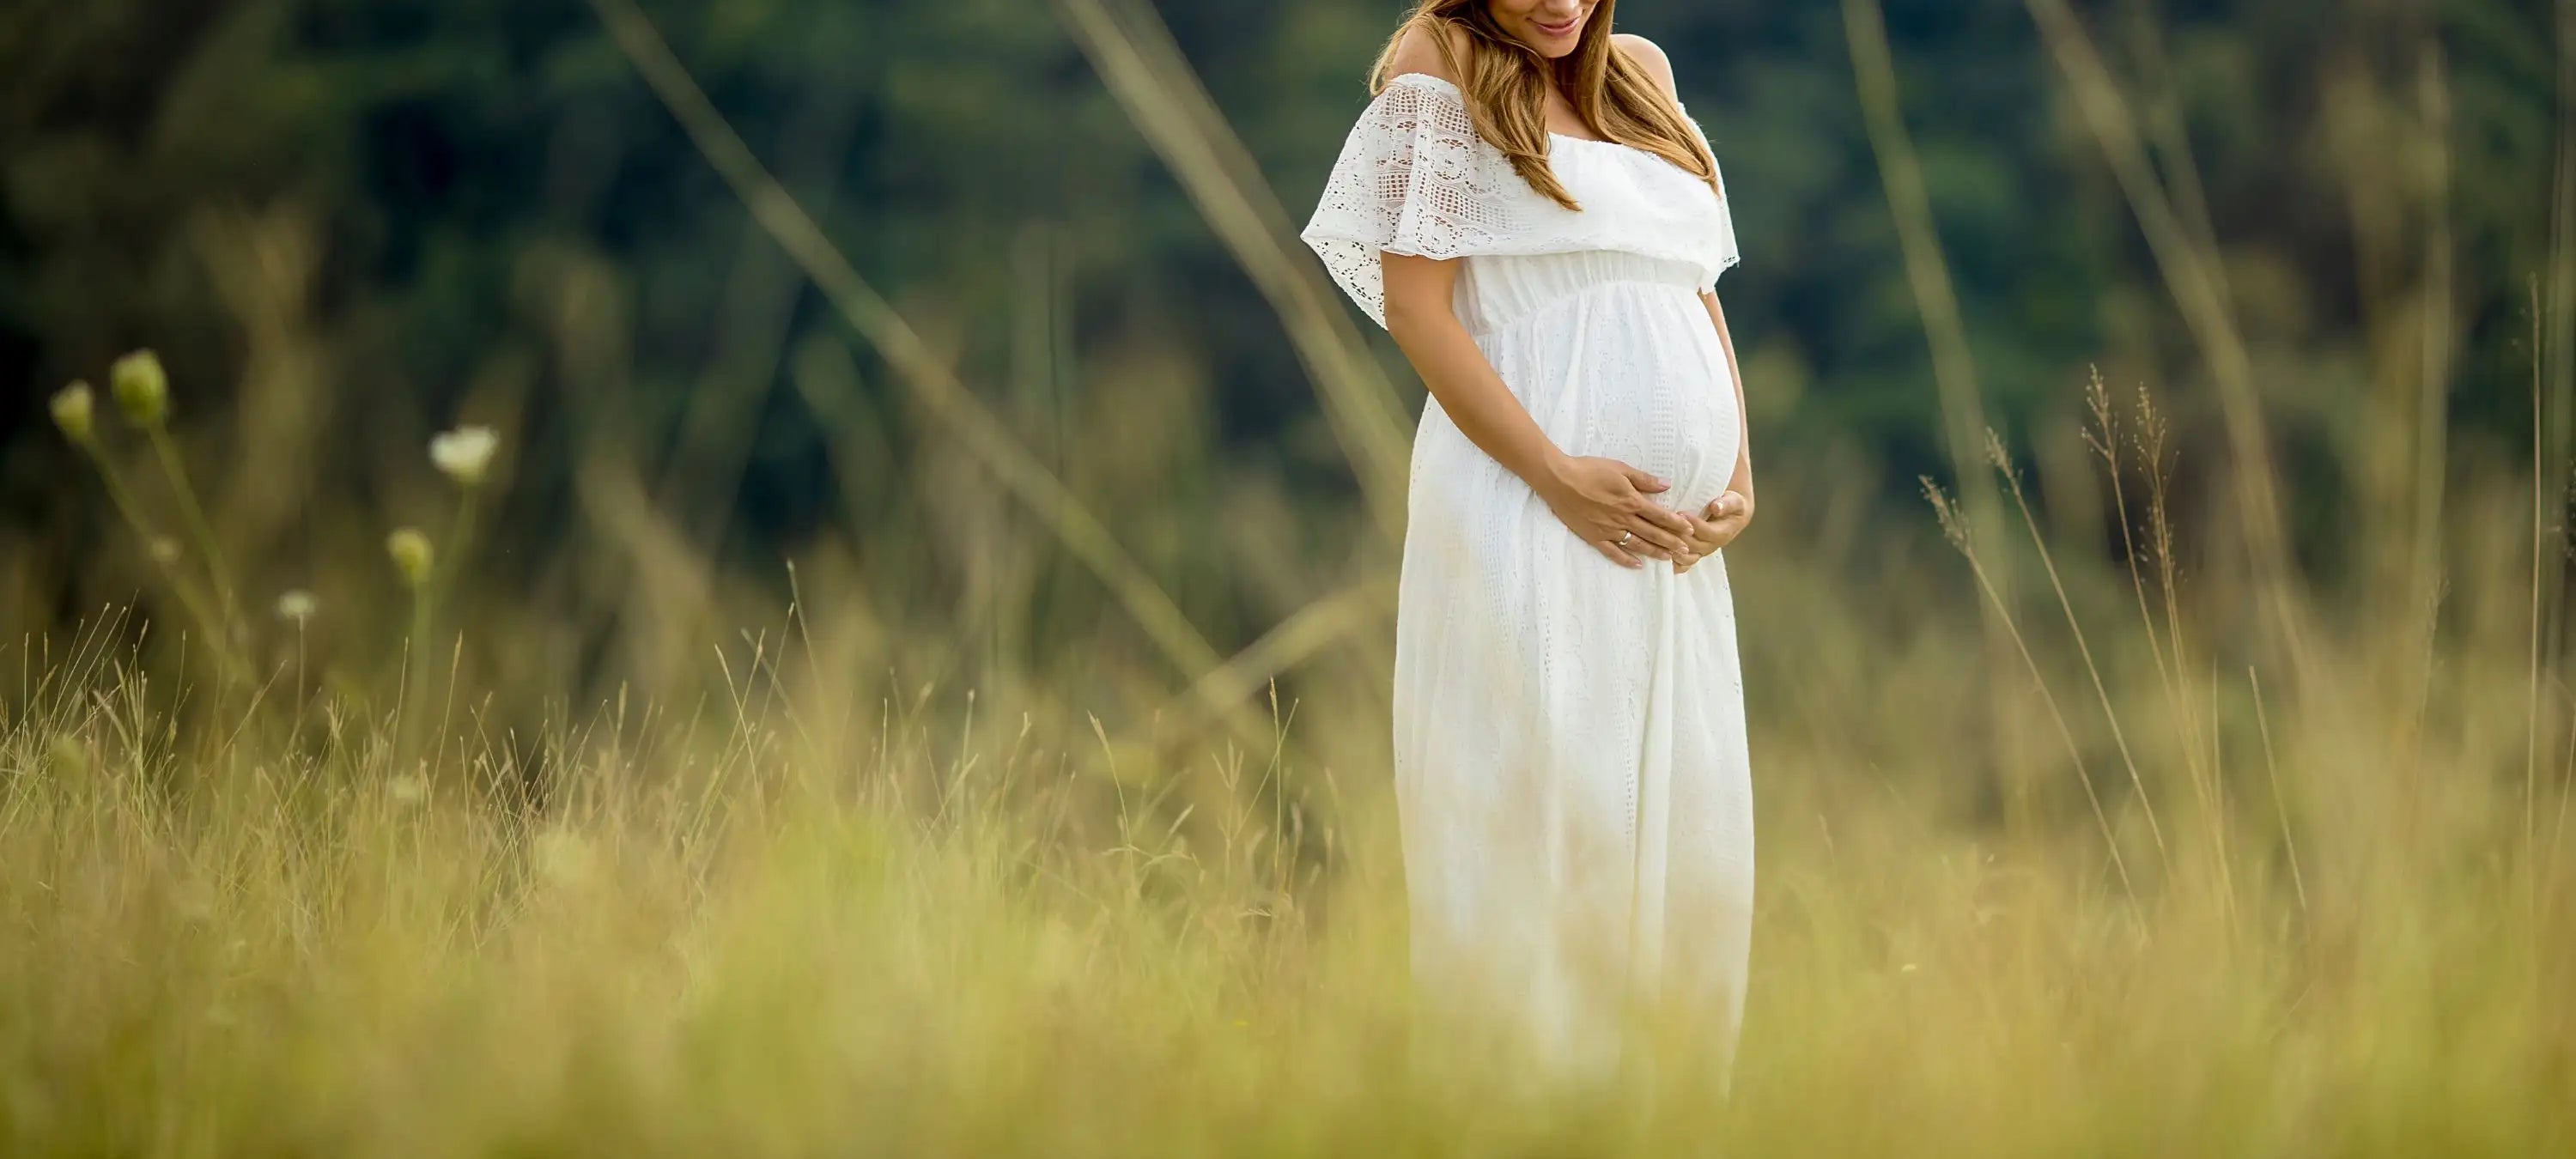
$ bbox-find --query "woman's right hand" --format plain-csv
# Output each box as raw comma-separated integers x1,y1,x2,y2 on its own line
1535,453,1702,569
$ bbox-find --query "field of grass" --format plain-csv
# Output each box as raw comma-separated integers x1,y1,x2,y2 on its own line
7,355,2571,1155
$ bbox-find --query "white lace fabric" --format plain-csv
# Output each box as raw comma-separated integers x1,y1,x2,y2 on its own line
1302,70,1758,1088
1300,72,1741,329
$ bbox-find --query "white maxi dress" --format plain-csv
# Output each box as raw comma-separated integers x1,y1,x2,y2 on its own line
1301,72,1756,1085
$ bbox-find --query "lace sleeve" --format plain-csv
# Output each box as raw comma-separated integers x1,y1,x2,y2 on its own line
1299,74,1529,329
1676,101,1743,295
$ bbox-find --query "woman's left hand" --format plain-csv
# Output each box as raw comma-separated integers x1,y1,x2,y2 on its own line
1674,490,1753,573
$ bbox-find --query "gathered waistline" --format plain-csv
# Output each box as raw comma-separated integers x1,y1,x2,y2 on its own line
1461,276,1709,341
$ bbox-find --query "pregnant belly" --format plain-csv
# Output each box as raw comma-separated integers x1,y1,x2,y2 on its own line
1479,286,1740,517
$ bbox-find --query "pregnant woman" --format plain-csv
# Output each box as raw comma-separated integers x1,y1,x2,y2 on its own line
1301,0,1758,1089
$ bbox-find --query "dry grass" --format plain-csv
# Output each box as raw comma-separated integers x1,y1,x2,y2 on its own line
8,361,2571,1153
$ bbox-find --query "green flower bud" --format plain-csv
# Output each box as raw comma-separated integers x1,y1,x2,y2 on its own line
110,350,169,427
386,528,434,587
51,382,96,445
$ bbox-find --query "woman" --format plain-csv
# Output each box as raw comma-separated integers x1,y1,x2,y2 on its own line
1300,0,1757,1088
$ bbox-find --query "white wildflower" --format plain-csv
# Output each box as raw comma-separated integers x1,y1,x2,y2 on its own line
428,424,500,488
275,589,318,623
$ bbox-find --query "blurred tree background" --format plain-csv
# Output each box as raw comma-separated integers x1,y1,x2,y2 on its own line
0,0,2562,697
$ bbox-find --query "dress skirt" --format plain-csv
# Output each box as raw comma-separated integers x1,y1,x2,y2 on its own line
1390,249,1757,1086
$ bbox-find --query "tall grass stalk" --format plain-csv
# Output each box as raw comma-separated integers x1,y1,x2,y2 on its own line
2540,284,2553,925
55,398,246,689
582,0,1232,699
1984,429,2174,881
2022,0,2310,677
139,422,237,639
1924,477,2138,908
1844,0,2038,834
2411,46,2457,662
1839,0,2002,548
2083,373,2198,816
1052,0,1413,540
2246,666,2306,913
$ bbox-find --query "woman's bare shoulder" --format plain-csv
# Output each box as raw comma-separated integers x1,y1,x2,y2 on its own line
1384,21,1471,86
1612,33,1681,101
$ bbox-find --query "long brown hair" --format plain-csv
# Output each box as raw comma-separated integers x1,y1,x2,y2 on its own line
1366,0,1719,211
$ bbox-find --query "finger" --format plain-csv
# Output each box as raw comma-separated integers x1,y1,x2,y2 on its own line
1625,516,1693,557
1636,502,1698,538
1591,538,1645,568
1612,514,1679,555
1704,493,1745,520
1602,514,1680,558
1622,466,1670,495
1611,527,1662,564
1673,529,1705,568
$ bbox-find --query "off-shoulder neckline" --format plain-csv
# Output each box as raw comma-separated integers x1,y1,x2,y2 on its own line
1376,70,1697,153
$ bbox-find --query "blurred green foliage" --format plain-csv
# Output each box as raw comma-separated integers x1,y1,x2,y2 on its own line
0,0,2560,584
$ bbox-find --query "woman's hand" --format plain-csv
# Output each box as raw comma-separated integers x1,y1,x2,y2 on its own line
1674,490,1753,574
1536,453,1702,569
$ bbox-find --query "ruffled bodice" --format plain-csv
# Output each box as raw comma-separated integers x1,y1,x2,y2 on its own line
1299,71,1741,329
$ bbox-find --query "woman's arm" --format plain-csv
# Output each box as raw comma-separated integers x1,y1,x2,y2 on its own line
1383,252,1698,567
1615,33,1755,564
1677,289,1756,569
1706,289,1754,505
1370,24,1698,568
1367,28,1713,568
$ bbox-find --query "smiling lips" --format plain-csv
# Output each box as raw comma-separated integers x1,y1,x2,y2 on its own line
1534,15,1582,39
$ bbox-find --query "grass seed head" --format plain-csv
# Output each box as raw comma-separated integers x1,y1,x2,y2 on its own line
110,350,169,427
51,382,96,446
387,528,434,587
